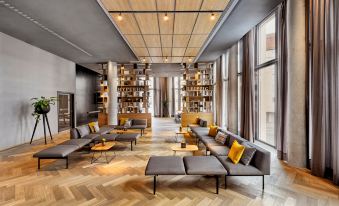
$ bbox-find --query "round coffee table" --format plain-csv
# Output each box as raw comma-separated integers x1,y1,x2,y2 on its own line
91,142,116,164
171,144,199,155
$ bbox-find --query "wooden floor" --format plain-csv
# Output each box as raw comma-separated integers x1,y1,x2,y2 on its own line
0,118,338,206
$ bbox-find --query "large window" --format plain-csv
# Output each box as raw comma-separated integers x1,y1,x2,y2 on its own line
255,11,277,147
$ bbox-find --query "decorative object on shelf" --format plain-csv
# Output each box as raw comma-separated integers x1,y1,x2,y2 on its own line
181,139,187,148
30,96,57,145
179,126,182,132
101,138,106,146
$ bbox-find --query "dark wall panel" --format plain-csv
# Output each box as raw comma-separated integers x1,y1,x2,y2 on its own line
75,65,100,126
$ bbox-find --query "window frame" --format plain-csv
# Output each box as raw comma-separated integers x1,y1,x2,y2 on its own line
254,9,279,148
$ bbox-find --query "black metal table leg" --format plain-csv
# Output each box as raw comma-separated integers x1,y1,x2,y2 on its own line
38,158,40,170
42,115,47,144
216,176,219,194
153,175,156,195
66,157,69,169
131,141,133,151
262,176,264,190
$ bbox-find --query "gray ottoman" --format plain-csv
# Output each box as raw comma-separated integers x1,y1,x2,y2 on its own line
183,156,228,194
145,156,186,194
115,133,140,151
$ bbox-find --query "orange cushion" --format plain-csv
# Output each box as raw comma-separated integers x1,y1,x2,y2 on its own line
228,140,245,164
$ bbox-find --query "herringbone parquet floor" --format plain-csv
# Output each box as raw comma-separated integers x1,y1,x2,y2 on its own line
0,118,338,206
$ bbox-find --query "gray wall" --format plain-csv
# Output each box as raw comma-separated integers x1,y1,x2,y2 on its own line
0,32,75,150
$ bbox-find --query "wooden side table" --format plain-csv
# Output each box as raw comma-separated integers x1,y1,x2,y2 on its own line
171,144,199,155
91,142,116,164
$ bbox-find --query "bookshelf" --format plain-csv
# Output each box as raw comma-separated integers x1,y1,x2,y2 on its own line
118,63,151,114
182,63,214,113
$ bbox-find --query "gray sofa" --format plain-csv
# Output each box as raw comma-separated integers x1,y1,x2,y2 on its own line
190,125,271,190
115,119,147,135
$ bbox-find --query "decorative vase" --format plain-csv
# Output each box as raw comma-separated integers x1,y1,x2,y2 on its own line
181,142,186,148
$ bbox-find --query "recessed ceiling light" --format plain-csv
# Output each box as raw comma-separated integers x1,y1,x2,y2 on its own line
164,57,168,62
163,13,169,21
188,57,192,62
142,57,146,62
210,13,216,20
117,13,123,21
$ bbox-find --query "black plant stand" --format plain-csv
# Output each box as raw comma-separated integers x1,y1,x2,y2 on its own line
30,114,53,144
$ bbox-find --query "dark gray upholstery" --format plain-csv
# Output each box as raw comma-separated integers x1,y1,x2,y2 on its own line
217,156,263,175
94,125,114,135
130,125,146,129
115,133,140,142
70,128,79,139
209,145,230,156
82,133,100,140
201,138,222,147
33,145,78,158
59,139,91,148
96,133,119,141
240,142,257,166
77,125,91,137
145,156,186,175
183,156,227,175
132,119,147,126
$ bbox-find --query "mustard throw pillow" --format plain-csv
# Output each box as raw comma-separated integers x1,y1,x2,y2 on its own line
88,122,97,133
228,140,245,164
208,126,218,137
120,118,129,126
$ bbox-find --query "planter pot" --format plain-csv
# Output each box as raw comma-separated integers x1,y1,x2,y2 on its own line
35,105,50,114
181,142,186,148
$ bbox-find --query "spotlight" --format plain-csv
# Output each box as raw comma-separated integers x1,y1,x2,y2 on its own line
188,57,192,62
163,13,169,21
117,13,123,21
210,13,216,20
164,57,168,62
142,57,146,62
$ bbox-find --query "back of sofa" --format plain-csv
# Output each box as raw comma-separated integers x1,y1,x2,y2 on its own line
218,129,271,175
132,119,147,126
70,125,91,139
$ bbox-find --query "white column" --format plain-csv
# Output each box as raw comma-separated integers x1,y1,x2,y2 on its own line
107,61,118,125
286,0,307,167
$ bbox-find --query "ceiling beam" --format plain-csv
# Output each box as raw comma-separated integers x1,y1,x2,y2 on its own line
108,10,223,14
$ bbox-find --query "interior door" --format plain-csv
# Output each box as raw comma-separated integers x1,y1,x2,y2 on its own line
58,92,74,132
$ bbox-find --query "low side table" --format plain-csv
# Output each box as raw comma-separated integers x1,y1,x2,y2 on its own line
171,144,199,155
91,142,116,164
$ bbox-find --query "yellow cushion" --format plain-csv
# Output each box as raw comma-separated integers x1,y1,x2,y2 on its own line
88,122,97,133
228,140,245,164
120,118,129,126
208,125,218,137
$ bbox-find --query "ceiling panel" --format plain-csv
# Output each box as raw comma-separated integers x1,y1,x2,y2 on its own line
100,0,230,64
135,13,159,34
151,56,164,63
143,35,161,47
162,47,172,56
129,0,157,10
101,0,131,11
171,56,183,63
185,47,200,56
174,13,197,34
148,47,162,56
188,35,208,47
111,13,140,34
156,0,175,11
161,35,172,47
173,35,190,47
133,47,149,56
172,48,186,56
125,35,146,47
193,13,220,34
201,0,230,10
158,13,174,34
176,0,202,10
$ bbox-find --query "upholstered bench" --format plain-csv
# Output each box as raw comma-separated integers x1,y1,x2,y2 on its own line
33,138,92,169
145,156,228,194
97,133,140,151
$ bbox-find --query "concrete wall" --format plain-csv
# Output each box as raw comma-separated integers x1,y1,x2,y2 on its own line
0,32,75,150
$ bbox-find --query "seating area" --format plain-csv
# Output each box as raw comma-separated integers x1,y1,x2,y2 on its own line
1,0,339,205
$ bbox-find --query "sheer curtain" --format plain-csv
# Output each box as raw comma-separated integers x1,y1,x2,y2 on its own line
309,0,339,184
240,30,255,142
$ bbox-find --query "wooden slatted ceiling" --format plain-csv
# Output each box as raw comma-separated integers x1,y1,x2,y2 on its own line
101,0,230,63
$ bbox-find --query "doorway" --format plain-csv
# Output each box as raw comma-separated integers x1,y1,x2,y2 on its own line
57,92,74,132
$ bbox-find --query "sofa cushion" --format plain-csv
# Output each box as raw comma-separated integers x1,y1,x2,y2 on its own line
96,126,113,135
132,119,147,126
120,118,129,126
199,119,208,127
95,133,119,141
240,142,257,166
217,156,263,176
33,145,78,158
215,132,227,144
59,139,92,148
183,156,227,175
208,126,218,137
124,120,132,127
191,127,209,135
145,156,186,175
201,138,223,147
88,122,99,133
228,140,245,164
77,125,90,137
116,133,140,142
209,145,230,156
82,133,100,140
70,128,80,139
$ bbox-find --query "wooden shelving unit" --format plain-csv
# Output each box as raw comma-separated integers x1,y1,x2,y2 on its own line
182,63,214,113
118,64,151,114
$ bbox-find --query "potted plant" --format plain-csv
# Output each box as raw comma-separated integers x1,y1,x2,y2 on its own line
31,96,57,120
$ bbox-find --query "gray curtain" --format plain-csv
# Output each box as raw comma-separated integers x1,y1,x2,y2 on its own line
240,30,255,142
215,56,223,126
309,0,339,184
276,1,288,161
227,43,239,133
